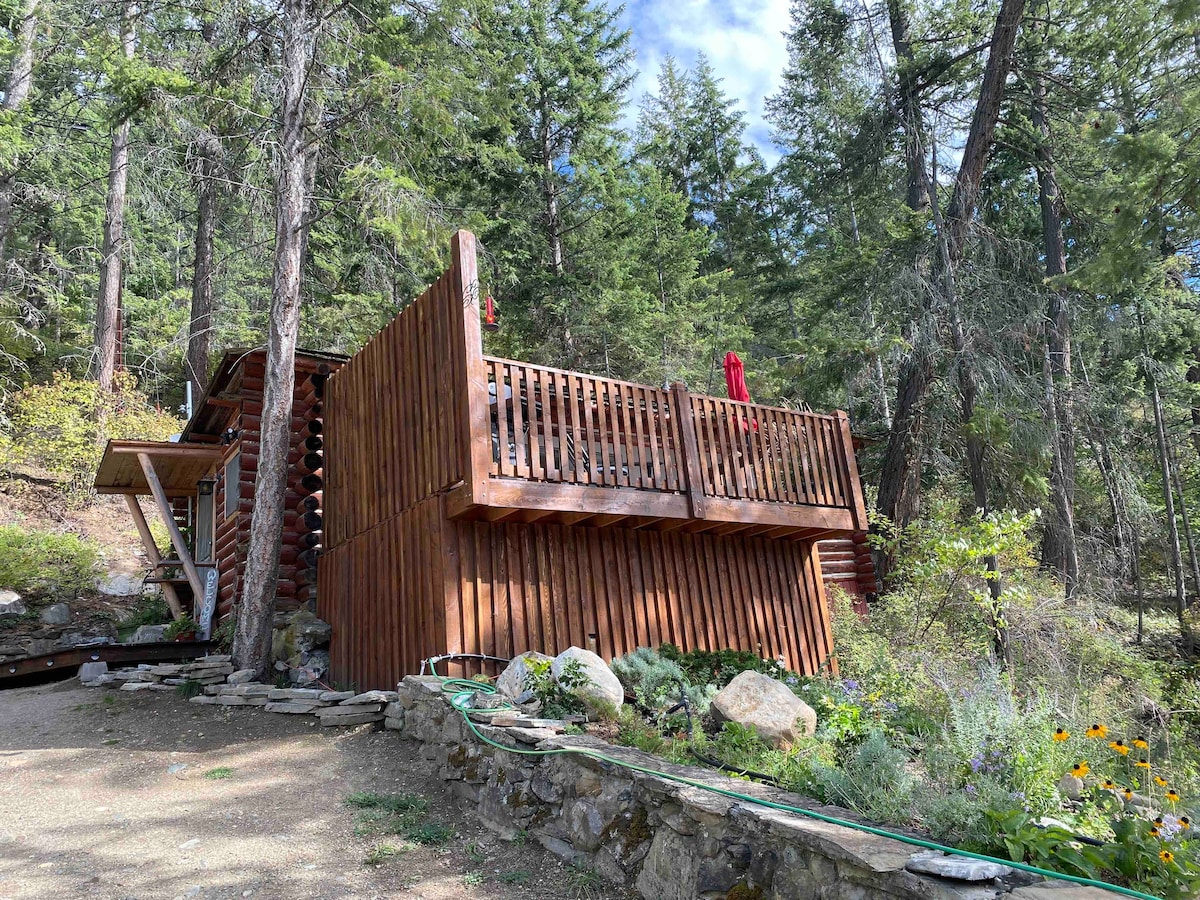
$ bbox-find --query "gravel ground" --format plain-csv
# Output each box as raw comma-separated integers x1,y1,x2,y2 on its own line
0,680,634,900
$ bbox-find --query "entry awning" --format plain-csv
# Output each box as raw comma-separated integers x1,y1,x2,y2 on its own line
94,440,225,497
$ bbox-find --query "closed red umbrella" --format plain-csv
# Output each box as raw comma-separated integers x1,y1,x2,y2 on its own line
724,352,751,403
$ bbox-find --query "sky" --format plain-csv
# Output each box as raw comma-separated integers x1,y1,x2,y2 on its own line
618,0,793,159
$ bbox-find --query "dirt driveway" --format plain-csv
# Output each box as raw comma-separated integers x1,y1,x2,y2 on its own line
0,680,633,900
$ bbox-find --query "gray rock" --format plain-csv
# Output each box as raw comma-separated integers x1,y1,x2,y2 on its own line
120,682,157,692
551,647,623,717
319,702,385,718
1058,773,1084,801
129,624,166,644
340,690,398,705
289,611,332,653
227,669,257,685
264,700,323,714
78,662,109,683
267,687,326,701
0,590,26,616
496,650,553,701
97,573,142,597
318,690,355,703
23,638,55,655
39,603,70,626
56,632,112,649
710,670,816,749
906,850,1012,882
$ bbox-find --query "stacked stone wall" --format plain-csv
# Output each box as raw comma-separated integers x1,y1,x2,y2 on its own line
393,676,1113,900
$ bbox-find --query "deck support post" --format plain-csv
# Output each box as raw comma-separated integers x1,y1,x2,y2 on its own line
835,410,869,531
137,452,207,603
451,230,493,506
123,493,185,621
671,382,707,519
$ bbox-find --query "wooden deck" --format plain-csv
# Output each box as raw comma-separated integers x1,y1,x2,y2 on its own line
444,357,866,540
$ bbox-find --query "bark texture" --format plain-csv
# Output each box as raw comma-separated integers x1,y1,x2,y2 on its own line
94,6,136,393
233,0,319,677
0,0,39,268
186,135,220,394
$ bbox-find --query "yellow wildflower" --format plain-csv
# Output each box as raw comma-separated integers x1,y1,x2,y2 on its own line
1166,790,1180,803
1135,759,1151,770
1122,788,1134,801
1108,740,1130,756
1181,817,1191,830
1086,724,1108,739
1154,775,1169,787
1101,780,1116,791
1052,727,1070,742
1133,736,1149,750
1150,826,1160,837
1071,761,1090,777
1160,850,1175,864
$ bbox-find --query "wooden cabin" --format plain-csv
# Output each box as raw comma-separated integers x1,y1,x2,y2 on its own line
94,348,346,633
317,232,870,689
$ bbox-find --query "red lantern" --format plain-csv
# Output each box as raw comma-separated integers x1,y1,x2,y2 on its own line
483,294,499,331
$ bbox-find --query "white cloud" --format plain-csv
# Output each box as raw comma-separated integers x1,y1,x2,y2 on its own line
619,0,791,160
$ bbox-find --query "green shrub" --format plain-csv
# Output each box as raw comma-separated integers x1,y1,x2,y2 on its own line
611,646,715,721
0,525,100,603
525,656,589,718
808,729,916,824
0,371,181,496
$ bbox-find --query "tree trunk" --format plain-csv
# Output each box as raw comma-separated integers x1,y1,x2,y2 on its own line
1168,440,1200,602
0,0,39,268
1145,341,1186,619
1032,73,1079,598
186,135,220,394
94,5,136,394
233,0,319,678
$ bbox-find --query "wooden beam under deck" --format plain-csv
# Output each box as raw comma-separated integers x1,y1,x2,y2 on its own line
446,478,858,540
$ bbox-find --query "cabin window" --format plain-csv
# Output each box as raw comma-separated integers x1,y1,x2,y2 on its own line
224,452,239,520
195,479,215,562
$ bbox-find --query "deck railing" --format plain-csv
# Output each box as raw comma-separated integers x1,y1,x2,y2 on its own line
483,356,862,520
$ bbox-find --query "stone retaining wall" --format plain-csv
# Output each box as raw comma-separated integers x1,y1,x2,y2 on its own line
394,676,1113,900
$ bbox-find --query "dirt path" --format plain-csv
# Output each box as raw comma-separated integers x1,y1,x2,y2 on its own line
0,681,633,900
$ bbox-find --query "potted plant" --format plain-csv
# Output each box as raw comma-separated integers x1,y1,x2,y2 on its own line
164,614,200,642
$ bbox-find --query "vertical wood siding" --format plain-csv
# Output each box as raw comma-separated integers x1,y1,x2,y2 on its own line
323,498,836,690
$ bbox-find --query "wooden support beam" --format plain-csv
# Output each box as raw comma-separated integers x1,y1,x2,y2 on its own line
671,382,706,519
453,230,493,507
136,453,206,603
123,494,185,620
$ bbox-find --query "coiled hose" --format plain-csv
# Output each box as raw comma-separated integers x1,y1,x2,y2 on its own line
425,658,1159,899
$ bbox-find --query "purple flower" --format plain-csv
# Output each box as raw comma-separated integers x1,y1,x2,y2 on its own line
965,784,978,797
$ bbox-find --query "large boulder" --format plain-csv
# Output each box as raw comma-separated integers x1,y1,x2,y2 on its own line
496,650,553,701
129,624,167,644
551,647,624,717
710,670,817,749
39,603,70,626
0,590,26,616
97,573,142,597
290,611,332,654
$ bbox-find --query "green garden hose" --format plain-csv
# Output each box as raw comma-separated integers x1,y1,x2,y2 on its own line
425,663,1162,900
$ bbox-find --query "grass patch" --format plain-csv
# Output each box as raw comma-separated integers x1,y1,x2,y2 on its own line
101,738,121,745
462,871,485,887
203,767,234,780
344,791,452,845
102,695,117,707
498,870,531,885
363,843,409,866
175,679,203,699
566,864,603,899
464,841,487,863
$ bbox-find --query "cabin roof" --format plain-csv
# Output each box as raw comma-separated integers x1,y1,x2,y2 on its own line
183,347,349,441
94,440,226,497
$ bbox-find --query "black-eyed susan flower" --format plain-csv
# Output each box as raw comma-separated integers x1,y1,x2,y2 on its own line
1150,826,1160,837
1086,724,1108,739
1109,740,1130,756
1101,779,1117,791
1167,789,1180,803
1133,736,1149,750
1160,849,1175,864
1053,727,1070,742
1155,775,1169,787
1181,817,1191,830
1072,761,1090,777
1135,758,1151,770
1123,788,1134,801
